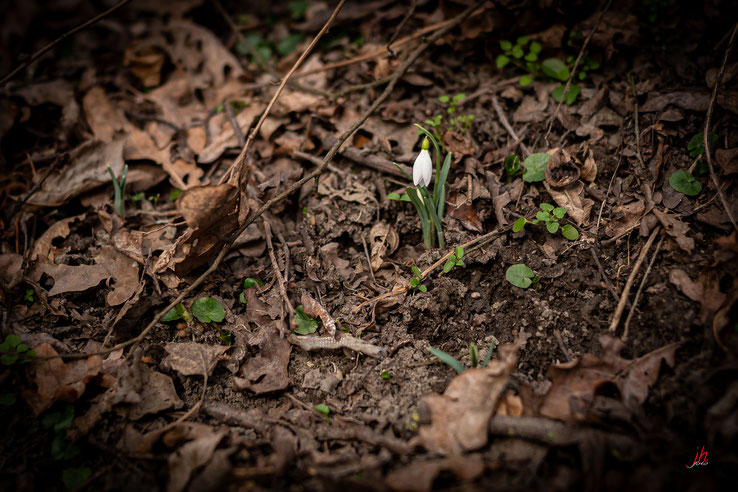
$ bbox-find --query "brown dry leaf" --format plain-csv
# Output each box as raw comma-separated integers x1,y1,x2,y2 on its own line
161,342,229,377
418,344,517,455
233,289,291,394
274,90,323,115
125,129,202,189
82,86,129,142
41,263,110,297
29,214,85,281
513,87,549,123
580,149,598,183
0,253,23,289
123,42,165,87
539,334,682,422
443,131,475,158
113,357,183,421
198,102,264,163
544,181,594,226
27,135,126,206
167,424,227,492
449,202,484,232
669,269,727,323
605,200,645,237
385,454,484,492
177,183,238,230
652,209,694,253
21,342,102,415
715,148,738,175
369,222,398,271
320,242,354,281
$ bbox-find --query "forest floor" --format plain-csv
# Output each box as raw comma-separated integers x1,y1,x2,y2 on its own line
1,0,737,491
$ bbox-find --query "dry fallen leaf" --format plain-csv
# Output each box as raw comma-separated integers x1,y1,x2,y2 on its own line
385,454,484,492
669,268,727,323
21,342,102,415
652,209,694,253
418,344,517,455
0,253,23,289
605,200,645,237
539,334,682,422
162,342,229,377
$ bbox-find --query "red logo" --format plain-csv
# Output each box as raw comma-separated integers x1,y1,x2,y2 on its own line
686,446,709,468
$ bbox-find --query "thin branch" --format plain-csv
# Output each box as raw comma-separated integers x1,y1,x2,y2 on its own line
622,234,664,341
0,0,132,87
491,95,531,157
703,21,738,232
609,226,661,334
543,0,612,142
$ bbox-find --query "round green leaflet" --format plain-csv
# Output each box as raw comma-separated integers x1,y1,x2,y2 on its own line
522,153,550,182
669,171,702,196
561,224,579,241
191,297,225,323
506,264,536,289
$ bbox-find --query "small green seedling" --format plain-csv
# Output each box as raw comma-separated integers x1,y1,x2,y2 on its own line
190,297,225,324
686,132,718,177
161,303,193,323
428,340,496,374
669,170,702,196
294,305,319,334
42,404,81,461
409,265,427,294
219,329,232,346
239,277,264,303
421,93,475,143
505,263,539,289
107,164,128,217
496,36,542,86
23,288,35,304
314,403,331,423
521,153,550,182
1,334,36,365
504,154,523,180
381,370,391,380
513,203,579,241
169,188,182,202
443,246,465,273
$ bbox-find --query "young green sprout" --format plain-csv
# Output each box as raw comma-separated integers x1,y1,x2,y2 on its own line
443,246,465,273
513,203,579,241
409,265,426,294
428,340,496,374
107,164,128,217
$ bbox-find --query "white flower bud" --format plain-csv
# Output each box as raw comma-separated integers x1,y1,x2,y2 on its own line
413,138,433,187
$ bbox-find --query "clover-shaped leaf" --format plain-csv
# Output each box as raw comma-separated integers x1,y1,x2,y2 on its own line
191,297,225,323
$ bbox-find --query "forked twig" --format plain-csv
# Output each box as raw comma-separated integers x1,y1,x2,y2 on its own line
622,234,664,341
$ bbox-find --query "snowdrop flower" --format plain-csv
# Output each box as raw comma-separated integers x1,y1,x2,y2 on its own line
413,137,433,187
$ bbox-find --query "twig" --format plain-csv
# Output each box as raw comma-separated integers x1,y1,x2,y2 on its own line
608,226,661,334
49,0,485,361
554,330,572,362
703,21,738,232
288,333,387,359
361,234,377,284
0,0,132,87
622,234,664,341
589,246,622,304
222,0,347,184
543,0,612,142
386,0,417,58
595,151,622,230
224,99,245,148
264,218,296,323
491,95,531,157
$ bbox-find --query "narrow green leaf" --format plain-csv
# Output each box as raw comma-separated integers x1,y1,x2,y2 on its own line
481,340,496,368
428,347,465,374
443,259,454,273
513,217,527,232
469,342,479,368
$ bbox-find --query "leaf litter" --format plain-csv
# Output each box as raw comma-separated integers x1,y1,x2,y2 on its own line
1,1,737,491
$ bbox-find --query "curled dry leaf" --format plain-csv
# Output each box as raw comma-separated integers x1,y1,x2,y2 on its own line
539,334,682,422
605,200,644,237
369,222,399,271
113,356,183,421
0,253,23,289
167,424,227,492
545,148,580,188
21,342,102,415
123,42,166,87
27,134,126,206
198,102,264,163
669,269,727,323
652,209,694,253
162,342,229,377
418,344,517,455
300,293,336,336
544,181,594,227
82,86,129,142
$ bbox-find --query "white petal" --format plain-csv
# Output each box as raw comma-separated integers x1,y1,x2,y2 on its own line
413,149,433,187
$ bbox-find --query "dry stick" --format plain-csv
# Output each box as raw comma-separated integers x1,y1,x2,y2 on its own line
543,0,612,142
386,0,417,58
595,151,622,230
608,226,661,334
0,0,132,87
703,21,738,232
622,234,664,342
491,95,531,157
589,246,622,304
264,218,296,322
627,74,646,171
51,0,484,361
221,0,348,185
